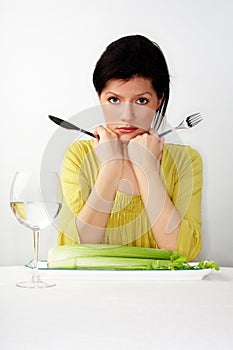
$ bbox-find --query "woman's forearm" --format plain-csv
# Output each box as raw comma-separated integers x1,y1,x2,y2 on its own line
127,132,181,250
134,166,181,250
76,161,122,243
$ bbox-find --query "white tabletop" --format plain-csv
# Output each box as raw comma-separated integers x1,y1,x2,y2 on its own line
0,266,233,350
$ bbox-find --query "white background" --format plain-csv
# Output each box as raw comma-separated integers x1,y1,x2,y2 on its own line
0,0,232,266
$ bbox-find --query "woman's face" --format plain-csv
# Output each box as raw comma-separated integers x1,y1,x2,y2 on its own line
99,77,163,142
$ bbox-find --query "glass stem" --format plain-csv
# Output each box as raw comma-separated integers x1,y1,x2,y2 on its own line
32,230,40,282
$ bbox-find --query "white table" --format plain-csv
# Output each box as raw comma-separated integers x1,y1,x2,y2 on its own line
0,266,233,350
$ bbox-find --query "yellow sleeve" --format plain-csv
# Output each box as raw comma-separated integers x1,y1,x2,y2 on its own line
57,202,80,245
58,140,98,245
173,146,203,261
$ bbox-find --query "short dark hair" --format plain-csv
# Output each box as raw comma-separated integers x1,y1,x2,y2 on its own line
93,34,170,117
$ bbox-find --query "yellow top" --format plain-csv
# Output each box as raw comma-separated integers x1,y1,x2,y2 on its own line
58,140,202,261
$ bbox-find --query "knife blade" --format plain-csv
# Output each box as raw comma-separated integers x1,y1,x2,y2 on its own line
48,115,97,138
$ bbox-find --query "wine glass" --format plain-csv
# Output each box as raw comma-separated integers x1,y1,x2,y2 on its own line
10,171,62,288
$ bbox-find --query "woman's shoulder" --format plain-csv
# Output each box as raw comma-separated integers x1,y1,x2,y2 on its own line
163,143,202,158
65,139,94,157
162,143,202,168
67,139,94,152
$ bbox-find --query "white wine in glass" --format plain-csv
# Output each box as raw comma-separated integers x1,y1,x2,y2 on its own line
10,171,62,288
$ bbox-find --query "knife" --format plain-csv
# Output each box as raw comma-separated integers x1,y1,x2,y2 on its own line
48,115,97,138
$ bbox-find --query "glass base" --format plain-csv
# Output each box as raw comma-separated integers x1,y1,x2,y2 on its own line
16,280,56,288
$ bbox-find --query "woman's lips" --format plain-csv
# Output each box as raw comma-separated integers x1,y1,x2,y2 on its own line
117,127,138,134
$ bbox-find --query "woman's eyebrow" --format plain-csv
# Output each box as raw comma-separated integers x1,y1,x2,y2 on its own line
104,91,120,96
136,91,152,97
104,91,152,97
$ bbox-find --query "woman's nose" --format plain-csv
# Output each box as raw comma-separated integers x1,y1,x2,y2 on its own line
120,103,136,123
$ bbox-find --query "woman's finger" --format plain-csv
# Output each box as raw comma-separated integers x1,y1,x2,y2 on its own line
148,128,160,139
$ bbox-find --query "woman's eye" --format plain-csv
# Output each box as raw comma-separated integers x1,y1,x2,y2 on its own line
136,97,149,105
108,97,120,104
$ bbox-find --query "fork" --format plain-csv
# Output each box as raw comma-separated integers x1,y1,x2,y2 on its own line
158,112,202,137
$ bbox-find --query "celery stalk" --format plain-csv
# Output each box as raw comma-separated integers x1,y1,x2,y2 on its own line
49,256,172,270
75,256,155,270
48,244,178,263
47,244,219,271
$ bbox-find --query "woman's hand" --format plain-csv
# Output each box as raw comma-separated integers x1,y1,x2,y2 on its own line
93,125,124,169
127,129,164,172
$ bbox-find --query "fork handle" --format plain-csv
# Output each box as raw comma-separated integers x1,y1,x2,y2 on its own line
158,129,173,137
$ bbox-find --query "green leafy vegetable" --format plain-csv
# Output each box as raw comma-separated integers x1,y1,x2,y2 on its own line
195,260,220,271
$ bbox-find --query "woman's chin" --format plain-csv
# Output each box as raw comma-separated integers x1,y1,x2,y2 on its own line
118,134,134,143
118,130,146,142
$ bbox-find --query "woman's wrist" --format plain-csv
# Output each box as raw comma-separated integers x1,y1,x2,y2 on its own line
86,186,115,214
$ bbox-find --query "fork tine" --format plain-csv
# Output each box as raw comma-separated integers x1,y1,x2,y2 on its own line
186,113,202,127
189,116,202,124
189,112,201,117
190,119,202,127
189,113,201,120
191,112,202,118
188,112,201,118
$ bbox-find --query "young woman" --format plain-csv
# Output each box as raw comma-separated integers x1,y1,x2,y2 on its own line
58,35,202,261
